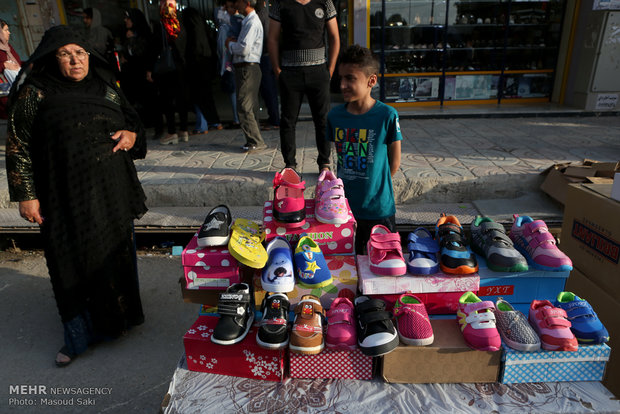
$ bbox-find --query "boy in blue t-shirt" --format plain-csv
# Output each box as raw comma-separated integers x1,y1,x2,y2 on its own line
326,45,402,254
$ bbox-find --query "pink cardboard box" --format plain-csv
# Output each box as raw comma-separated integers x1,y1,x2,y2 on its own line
182,233,237,267
183,316,285,382
357,255,479,314
290,348,373,379
262,199,356,255
183,264,241,290
253,255,358,310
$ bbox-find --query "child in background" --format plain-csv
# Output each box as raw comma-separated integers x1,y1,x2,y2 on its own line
326,44,402,254
217,0,243,126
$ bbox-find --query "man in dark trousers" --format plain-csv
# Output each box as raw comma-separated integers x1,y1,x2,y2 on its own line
267,0,340,171
226,0,267,151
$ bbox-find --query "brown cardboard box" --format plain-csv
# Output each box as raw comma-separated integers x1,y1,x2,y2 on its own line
179,277,222,305
565,268,619,398
540,160,619,205
561,183,620,296
381,319,500,383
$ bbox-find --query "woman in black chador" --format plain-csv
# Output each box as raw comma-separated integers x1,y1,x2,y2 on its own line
6,25,148,367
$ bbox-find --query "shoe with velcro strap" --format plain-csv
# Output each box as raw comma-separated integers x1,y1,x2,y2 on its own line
211,283,255,345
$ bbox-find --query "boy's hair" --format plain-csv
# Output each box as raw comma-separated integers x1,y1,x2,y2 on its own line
339,44,379,76
83,8,93,19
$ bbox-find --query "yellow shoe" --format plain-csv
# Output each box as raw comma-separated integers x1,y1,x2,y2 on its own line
228,218,268,269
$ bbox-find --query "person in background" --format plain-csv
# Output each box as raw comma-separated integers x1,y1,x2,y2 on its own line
268,0,340,172
148,0,190,145
255,0,279,131
83,8,115,67
6,25,147,367
182,6,223,133
326,45,402,254
217,0,243,128
226,0,266,151
0,19,22,118
120,8,161,132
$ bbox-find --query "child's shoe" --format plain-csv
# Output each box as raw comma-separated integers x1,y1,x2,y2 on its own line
406,227,440,275
290,295,325,355
436,214,478,274
367,225,407,276
315,169,349,224
528,299,578,351
456,291,501,351
325,297,357,350
470,216,528,272
197,204,232,247
256,293,290,350
493,297,541,352
510,215,572,272
261,236,295,293
211,283,254,345
354,296,399,356
273,167,305,225
294,235,332,288
555,292,609,344
393,293,434,346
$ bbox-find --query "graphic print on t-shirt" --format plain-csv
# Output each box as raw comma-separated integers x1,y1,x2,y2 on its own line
334,127,375,178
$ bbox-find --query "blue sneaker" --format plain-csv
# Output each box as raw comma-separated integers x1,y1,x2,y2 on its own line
435,214,478,274
406,227,440,275
262,237,295,293
294,234,332,288
555,292,609,344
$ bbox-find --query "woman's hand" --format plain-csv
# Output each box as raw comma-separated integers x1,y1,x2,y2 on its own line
111,130,137,153
19,199,44,225
4,60,20,71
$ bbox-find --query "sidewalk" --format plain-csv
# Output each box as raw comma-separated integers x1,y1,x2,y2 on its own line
1,109,620,228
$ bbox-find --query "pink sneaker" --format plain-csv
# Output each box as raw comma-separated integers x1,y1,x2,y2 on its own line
456,291,501,351
326,297,357,350
393,293,434,346
367,225,406,276
528,300,578,351
273,168,305,226
315,170,349,224
510,215,572,272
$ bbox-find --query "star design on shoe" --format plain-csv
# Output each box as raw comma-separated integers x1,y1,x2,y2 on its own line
203,217,225,231
305,260,320,273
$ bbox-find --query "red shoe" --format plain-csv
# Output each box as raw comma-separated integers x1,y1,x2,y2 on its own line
272,168,305,226
326,298,357,350
529,300,578,351
367,225,406,276
393,293,434,346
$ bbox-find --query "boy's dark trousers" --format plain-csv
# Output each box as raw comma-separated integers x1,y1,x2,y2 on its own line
355,215,397,255
278,64,331,169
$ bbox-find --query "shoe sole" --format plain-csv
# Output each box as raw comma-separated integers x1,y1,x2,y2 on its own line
289,342,324,355
296,277,333,289
261,279,295,293
273,209,306,225
160,139,178,145
197,235,230,247
540,341,578,351
256,335,289,350
315,209,349,225
513,241,572,272
210,313,255,345
359,334,400,357
406,263,439,275
440,263,478,274
399,333,434,346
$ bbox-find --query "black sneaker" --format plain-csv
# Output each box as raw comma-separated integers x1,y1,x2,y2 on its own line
197,205,232,247
211,283,254,345
354,296,399,357
256,293,290,350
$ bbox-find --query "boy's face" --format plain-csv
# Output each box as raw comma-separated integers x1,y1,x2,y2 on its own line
339,63,377,103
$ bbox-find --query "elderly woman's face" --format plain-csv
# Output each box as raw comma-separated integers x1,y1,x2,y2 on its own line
56,43,89,82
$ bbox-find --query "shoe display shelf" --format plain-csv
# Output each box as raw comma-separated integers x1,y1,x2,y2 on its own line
369,0,566,105
476,254,570,315
357,255,479,314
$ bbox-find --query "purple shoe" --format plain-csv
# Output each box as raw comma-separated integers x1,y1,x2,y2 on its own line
509,215,572,272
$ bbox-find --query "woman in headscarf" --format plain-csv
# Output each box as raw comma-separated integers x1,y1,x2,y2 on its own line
147,0,189,144
6,25,147,367
0,18,22,118
120,8,161,130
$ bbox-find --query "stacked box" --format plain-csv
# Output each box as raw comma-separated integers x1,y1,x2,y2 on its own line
262,199,356,255
253,255,358,310
183,316,285,382
357,255,479,314
182,234,240,289
476,255,570,314
290,348,373,379
500,344,610,384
